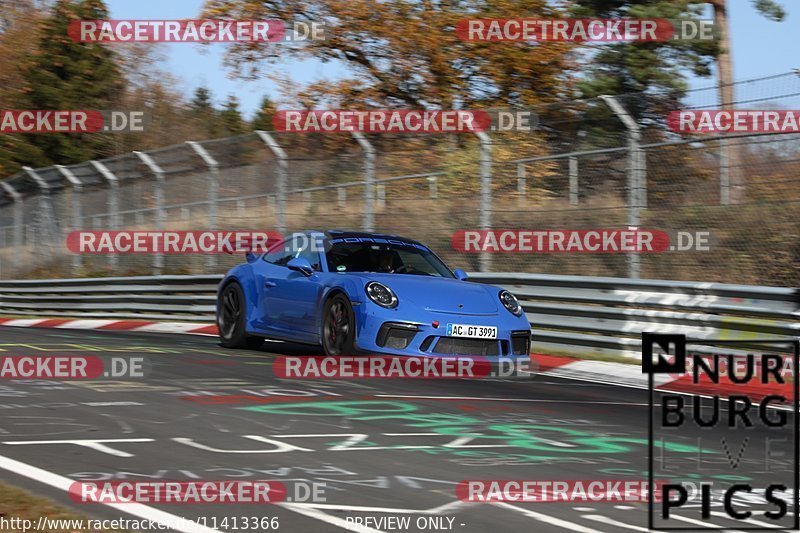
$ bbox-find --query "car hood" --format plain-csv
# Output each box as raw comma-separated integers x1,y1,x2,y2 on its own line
348,273,500,315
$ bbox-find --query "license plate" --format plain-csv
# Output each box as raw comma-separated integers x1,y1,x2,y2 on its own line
445,323,497,339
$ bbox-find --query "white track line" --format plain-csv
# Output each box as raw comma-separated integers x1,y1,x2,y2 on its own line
668,513,746,532
709,510,791,529
583,514,650,531
277,503,387,533
374,394,648,405
0,454,220,533
491,501,605,532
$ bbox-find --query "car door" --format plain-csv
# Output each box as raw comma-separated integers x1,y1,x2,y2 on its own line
257,241,324,339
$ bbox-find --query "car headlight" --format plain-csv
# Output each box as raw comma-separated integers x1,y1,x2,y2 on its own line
366,282,398,308
499,290,523,316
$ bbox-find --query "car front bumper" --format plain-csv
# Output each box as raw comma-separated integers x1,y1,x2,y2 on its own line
353,303,532,359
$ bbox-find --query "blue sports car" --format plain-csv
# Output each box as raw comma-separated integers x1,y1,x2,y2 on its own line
216,230,531,358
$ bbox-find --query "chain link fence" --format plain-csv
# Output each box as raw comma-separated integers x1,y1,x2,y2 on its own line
1,72,799,286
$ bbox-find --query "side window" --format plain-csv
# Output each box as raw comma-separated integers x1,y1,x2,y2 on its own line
263,240,295,266
299,247,322,272
263,239,321,271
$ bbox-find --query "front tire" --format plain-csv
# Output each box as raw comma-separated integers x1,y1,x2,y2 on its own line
322,294,355,356
218,282,263,349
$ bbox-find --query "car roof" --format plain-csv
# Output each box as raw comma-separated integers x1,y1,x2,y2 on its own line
322,230,426,247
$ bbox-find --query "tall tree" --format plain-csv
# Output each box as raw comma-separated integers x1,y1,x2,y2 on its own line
15,0,124,166
251,94,277,131
707,0,785,203
190,87,214,114
0,0,44,177
189,86,224,137
570,1,719,117
220,94,245,135
201,0,574,109
708,0,786,107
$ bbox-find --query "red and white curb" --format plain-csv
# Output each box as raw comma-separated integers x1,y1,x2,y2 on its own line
0,317,218,336
536,354,666,388
0,318,786,400
534,353,790,401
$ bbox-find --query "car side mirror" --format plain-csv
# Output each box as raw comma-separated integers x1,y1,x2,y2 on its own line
245,252,259,264
453,268,469,281
287,257,314,277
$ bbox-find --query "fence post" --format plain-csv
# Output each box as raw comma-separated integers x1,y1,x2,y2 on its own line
55,165,83,274
90,160,120,271
0,182,22,272
22,167,57,262
428,175,438,200
568,156,578,206
338,187,347,208
516,163,526,207
187,141,219,271
352,132,375,232
600,95,642,279
377,183,386,208
134,151,165,275
719,138,730,205
256,132,288,234
476,131,492,272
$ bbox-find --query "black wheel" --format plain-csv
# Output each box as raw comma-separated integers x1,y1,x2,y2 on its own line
218,282,263,349
322,294,355,356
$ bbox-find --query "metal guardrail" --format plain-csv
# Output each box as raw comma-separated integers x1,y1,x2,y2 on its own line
0,273,797,359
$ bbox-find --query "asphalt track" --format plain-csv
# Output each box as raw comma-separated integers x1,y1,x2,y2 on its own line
0,326,795,533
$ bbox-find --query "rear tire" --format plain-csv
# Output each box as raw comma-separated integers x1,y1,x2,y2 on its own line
218,282,264,349
322,294,355,356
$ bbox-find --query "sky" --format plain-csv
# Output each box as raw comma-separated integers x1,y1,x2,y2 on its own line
106,0,797,119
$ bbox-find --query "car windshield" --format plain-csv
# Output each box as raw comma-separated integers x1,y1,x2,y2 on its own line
325,240,454,277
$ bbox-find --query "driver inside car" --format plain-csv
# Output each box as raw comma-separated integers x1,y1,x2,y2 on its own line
376,248,401,273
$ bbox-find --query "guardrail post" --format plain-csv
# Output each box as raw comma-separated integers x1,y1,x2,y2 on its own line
55,165,83,273
720,138,730,205
187,141,219,271
22,167,57,262
256,131,288,234
569,156,578,206
352,132,375,232
0,182,22,272
516,163,526,207
600,95,642,279
428,175,438,200
134,151,165,275
376,183,386,208
476,131,492,272
89,160,120,271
